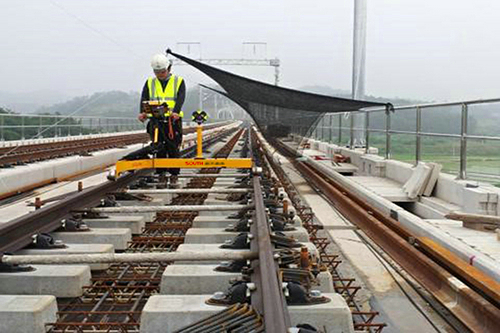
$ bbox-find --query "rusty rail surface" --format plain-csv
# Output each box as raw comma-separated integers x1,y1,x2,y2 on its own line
274,138,500,333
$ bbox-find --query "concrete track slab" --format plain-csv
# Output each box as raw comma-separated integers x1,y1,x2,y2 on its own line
160,264,239,295
0,265,90,297
160,265,334,295
192,216,240,228
0,295,58,333
51,228,131,250
140,293,354,333
82,215,145,234
184,227,310,243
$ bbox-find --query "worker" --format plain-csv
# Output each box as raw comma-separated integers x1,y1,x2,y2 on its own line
138,53,186,187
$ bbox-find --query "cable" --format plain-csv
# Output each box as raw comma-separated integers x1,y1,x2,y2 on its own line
49,0,140,58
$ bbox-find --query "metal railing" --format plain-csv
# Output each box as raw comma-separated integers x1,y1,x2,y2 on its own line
308,97,500,182
0,113,144,141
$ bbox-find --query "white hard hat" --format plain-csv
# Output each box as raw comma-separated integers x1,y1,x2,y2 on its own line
151,54,171,71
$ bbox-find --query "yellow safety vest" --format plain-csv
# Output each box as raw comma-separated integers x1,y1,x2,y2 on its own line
147,75,184,117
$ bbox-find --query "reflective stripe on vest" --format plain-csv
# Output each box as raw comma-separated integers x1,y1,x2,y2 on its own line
147,75,184,110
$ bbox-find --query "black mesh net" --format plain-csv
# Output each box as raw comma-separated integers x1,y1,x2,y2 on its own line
169,50,389,139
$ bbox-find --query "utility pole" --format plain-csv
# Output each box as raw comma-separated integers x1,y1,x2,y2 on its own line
352,0,367,100
351,0,368,148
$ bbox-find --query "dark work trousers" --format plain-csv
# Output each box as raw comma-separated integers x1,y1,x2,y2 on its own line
121,118,182,176
149,118,182,176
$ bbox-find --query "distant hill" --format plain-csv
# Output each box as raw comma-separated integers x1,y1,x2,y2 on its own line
5,86,498,137
36,91,140,118
34,88,219,119
8,86,426,119
0,90,71,114
298,85,426,106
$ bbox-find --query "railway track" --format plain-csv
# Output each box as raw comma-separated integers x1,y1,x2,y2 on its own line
6,123,495,332
0,125,386,333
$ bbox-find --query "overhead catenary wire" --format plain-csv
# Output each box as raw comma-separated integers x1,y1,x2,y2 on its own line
49,0,140,58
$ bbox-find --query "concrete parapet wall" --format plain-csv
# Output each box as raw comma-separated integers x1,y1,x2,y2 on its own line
359,154,386,177
433,173,467,206
308,137,500,217
385,160,413,184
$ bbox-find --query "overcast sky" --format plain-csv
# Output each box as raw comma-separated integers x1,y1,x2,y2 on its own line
1,0,500,102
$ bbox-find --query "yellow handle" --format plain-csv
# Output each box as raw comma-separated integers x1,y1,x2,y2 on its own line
196,125,203,158
154,127,159,143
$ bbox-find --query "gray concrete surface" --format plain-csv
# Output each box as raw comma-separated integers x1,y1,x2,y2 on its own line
160,265,334,295
82,215,145,234
51,228,131,250
184,227,310,244
192,216,240,228
0,265,91,297
160,264,240,295
0,295,58,333
140,293,354,333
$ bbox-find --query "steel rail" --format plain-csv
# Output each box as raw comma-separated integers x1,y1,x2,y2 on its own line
0,170,148,254
293,158,500,333
249,132,291,331
257,134,386,332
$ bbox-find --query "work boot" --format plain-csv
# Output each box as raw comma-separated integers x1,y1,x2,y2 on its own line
169,175,179,189
157,173,168,189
